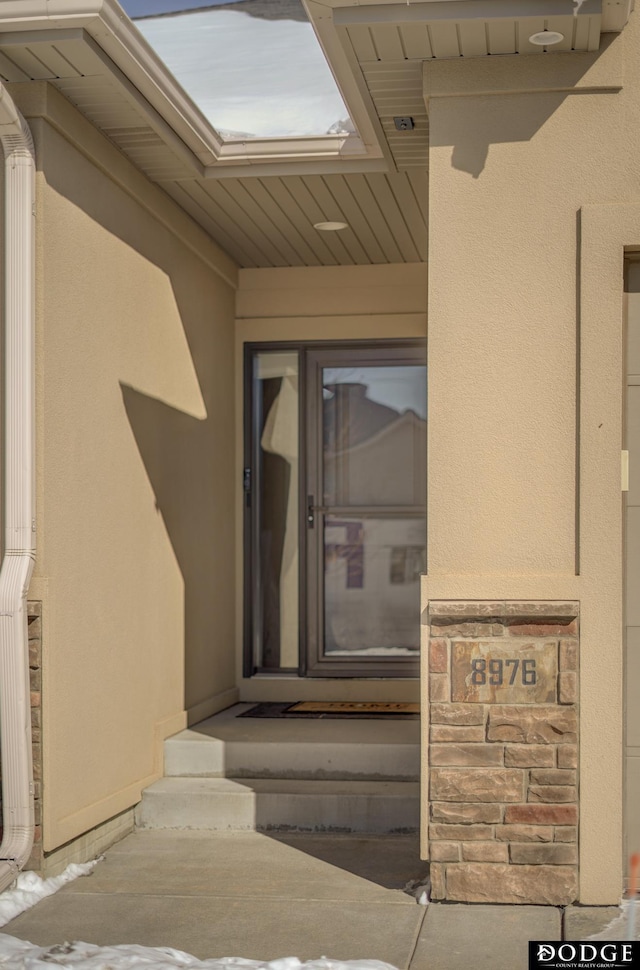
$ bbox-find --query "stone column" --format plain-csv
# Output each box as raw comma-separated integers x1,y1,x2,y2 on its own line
427,600,579,905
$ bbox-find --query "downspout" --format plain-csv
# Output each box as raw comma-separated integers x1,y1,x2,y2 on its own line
0,85,36,892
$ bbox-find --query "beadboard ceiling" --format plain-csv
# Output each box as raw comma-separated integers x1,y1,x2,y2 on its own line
0,0,631,267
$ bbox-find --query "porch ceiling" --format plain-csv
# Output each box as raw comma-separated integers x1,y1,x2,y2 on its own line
0,0,630,268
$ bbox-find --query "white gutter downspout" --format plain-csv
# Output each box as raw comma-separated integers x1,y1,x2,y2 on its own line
0,85,36,893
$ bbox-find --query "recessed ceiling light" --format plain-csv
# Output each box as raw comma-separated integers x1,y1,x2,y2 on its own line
314,221,348,231
529,30,564,46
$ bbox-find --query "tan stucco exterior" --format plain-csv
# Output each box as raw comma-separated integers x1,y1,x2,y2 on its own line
14,85,238,851
2,3,637,904
421,21,640,902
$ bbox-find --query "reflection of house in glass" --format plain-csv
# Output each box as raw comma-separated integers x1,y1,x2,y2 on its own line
322,382,426,656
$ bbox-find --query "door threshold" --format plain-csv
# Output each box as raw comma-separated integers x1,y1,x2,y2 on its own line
238,676,420,705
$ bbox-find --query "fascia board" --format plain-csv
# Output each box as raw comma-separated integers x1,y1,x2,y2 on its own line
333,0,601,24
314,0,630,30
304,0,395,167
0,0,387,173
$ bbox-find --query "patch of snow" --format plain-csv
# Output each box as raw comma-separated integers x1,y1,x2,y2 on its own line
402,876,430,906
0,862,99,928
0,940,400,970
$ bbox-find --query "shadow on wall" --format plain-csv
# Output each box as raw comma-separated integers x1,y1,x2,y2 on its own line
427,35,619,178
121,368,234,715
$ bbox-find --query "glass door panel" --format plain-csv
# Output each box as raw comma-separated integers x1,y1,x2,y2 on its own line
306,347,427,677
248,350,299,671
244,341,426,678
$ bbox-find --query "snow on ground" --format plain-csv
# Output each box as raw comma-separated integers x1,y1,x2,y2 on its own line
0,864,99,930
0,941,400,970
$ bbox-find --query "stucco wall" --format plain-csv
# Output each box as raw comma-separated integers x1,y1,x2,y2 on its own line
423,22,639,902
11,84,238,852
236,263,427,703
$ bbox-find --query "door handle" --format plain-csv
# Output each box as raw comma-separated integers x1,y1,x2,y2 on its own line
307,497,328,528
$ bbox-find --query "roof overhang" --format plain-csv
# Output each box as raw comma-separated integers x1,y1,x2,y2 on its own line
0,0,390,175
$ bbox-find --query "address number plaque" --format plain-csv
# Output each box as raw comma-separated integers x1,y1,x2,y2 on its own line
450,641,557,704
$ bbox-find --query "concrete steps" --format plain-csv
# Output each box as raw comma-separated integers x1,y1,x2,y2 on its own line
136,777,420,833
136,704,421,834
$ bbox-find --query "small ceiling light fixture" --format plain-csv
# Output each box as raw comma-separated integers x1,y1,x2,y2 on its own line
314,221,348,231
528,29,565,46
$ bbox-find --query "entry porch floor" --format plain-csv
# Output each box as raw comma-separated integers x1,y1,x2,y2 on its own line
0,829,614,970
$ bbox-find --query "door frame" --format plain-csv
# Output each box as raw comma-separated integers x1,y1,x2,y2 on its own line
243,338,427,679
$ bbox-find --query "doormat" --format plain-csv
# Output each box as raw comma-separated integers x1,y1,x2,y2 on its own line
239,701,420,719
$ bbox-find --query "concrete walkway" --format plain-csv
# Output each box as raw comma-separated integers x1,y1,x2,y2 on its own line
0,831,621,970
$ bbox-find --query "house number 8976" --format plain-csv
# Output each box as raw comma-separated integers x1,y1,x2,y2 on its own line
470,658,537,686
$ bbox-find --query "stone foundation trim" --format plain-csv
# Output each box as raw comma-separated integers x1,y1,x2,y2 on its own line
426,599,579,905
25,601,43,872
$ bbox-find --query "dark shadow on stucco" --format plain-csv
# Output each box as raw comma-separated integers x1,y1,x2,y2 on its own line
120,378,235,714
428,34,620,178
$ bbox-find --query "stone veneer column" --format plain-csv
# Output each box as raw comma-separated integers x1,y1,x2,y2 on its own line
427,601,579,905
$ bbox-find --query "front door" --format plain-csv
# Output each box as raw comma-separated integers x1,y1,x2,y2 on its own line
244,341,426,678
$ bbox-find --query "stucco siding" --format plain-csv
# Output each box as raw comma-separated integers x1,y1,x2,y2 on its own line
16,90,238,852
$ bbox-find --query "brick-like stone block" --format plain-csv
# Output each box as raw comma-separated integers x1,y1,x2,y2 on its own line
557,745,578,769
559,672,578,704
429,639,448,673
431,767,524,803
429,601,504,617
429,863,446,900
430,823,493,841
445,863,578,905
27,601,42,617
430,674,449,703
505,745,555,768
27,615,42,638
528,785,577,803
461,842,509,863
431,842,460,862
430,802,503,824
487,706,577,744
510,842,578,865
430,725,486,743
559,640,578,671
430,704,485,726
30,691,40,709
503,603,578,618
529,769,577,786
430,743,503,767
431,621,504,637
494,824,553,842
28,642,39,668
554,827,578,842
505,804,578,825
32,746,41,781
31,708,41,728
506,620,578,636
29,668,41,691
